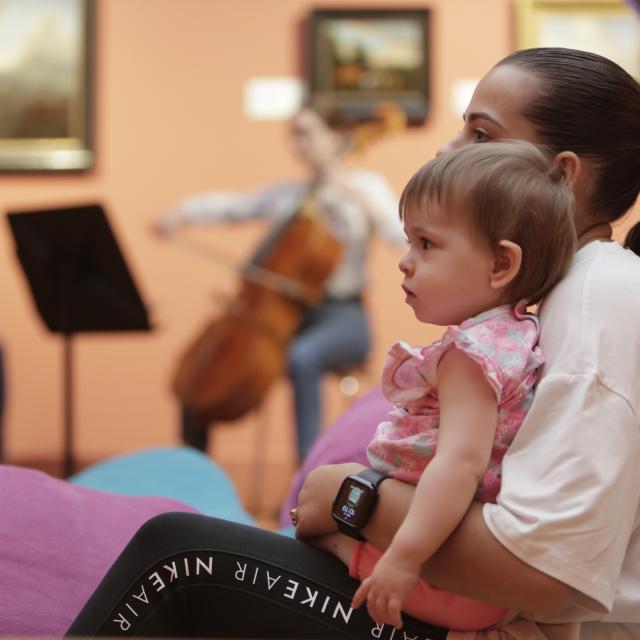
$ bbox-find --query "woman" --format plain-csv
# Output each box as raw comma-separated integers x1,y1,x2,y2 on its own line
299,48,640,639
155,102,405,461
67,48,640,639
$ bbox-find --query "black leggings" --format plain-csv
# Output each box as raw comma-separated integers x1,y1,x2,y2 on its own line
66,513,449,639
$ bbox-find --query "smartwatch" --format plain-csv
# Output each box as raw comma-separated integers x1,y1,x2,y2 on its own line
331,468,388,540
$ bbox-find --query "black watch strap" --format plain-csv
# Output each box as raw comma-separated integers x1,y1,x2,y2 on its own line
356,468,388,489
333,468,388,540
336,520,367,541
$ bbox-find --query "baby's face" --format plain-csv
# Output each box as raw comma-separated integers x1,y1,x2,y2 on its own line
398,203,500,326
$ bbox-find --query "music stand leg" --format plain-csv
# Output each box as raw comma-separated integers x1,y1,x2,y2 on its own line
63,334,75,477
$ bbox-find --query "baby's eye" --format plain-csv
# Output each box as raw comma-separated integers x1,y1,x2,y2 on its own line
420,237,431,250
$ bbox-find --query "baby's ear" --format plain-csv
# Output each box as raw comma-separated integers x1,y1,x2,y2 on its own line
490,240,522,290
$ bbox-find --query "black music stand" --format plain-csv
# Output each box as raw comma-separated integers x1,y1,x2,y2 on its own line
6,203,152,477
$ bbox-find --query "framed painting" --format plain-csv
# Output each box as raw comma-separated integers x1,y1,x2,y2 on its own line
514,0,640,79
307,8,431,125
0,0,93,171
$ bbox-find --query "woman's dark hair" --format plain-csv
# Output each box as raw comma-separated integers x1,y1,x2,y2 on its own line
496,47,640,254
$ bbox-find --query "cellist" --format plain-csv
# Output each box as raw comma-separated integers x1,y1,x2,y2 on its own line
154,100,406,463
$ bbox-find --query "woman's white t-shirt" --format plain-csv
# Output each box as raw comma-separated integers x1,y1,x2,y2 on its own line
483,241,640,637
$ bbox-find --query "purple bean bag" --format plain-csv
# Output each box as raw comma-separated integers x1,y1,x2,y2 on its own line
0,443,258,637
0,465,199,635
279,385,391,527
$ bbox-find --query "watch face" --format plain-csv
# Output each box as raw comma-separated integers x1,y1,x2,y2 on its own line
333,477,376,529
347,485,365,507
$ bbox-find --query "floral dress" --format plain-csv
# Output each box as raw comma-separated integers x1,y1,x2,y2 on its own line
367,305,543,503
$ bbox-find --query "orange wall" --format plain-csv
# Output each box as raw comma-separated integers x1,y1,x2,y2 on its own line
1,0,638,469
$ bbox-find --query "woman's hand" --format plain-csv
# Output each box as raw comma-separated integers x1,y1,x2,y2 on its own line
294,463,365,540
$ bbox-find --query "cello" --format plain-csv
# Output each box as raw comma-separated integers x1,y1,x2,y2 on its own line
170,102,406,425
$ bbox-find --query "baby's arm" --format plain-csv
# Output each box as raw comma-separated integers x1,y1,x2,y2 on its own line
352,346,498,627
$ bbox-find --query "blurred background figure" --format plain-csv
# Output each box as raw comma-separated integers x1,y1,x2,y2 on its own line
154,100,406,463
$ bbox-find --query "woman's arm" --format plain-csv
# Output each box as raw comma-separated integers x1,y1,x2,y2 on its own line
422,502,576,614
154,183,300,234
296,465,575,615
154,191,249,234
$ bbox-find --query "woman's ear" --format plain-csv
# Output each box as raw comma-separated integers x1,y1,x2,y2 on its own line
553,151,582,188
490,240,522,290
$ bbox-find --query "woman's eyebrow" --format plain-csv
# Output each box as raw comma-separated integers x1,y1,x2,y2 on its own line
464,111,507,131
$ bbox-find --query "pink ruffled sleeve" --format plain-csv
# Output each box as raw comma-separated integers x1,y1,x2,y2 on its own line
441,314,542,404
380,340,439,409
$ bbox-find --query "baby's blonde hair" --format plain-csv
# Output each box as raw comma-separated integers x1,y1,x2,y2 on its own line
399,141,577,304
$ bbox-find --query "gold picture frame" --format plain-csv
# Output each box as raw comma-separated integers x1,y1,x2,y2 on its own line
0,0,93,171
308,8,431,125
514,0,640,79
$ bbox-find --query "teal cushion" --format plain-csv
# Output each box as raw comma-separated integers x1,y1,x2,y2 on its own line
70,446,256,527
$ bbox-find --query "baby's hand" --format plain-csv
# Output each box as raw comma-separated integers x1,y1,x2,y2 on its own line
351,556,420,629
